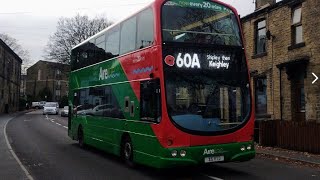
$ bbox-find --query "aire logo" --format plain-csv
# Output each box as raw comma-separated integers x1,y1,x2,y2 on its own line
99,67,109,80
203,148,215,155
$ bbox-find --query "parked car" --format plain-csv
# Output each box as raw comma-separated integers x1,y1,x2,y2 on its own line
39,101,46,109
43,102,59,115
31,102,40,109
61,106,69,117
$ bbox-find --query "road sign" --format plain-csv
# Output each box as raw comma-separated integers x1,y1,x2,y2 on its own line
312,73,318,84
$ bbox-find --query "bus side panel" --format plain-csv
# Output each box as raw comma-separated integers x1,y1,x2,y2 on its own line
111,81,163,162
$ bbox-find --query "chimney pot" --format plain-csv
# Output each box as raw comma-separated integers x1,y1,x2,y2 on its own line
255,0,276,10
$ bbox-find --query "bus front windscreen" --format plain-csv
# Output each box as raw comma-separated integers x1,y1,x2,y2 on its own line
162,0,251,134
162,0,242,46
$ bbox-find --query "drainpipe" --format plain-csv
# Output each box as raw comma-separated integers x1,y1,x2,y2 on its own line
279,67,283,121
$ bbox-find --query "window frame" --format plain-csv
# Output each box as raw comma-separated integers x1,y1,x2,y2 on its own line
291,6,303,45
254,19,267,55
70,6,155,71
136,8,155,49
74,85,125,119
254,76,268,115
105,25,120,58
120,16,137,55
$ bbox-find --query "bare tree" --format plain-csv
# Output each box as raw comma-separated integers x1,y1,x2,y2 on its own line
0,33,30,64
44,14,112,64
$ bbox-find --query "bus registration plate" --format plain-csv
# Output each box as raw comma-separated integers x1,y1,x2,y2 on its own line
204,156,224,163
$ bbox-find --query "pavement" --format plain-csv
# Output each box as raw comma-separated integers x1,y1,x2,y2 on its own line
0,111,30,180
256,145,320,166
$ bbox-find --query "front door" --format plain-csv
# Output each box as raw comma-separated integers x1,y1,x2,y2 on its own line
291,73,306,122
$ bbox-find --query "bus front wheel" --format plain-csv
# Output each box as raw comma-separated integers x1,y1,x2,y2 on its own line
78,126,85,148
121,135,134,167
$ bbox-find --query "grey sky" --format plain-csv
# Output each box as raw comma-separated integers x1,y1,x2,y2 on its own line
0,0,265,64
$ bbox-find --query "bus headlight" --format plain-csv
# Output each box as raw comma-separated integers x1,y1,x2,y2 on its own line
180,150,186,157
240,146,246,151
171,150,177,157
247,145,252,150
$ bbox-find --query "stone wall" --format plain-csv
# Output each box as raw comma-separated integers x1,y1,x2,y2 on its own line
242,0,320,122
26,60,70,102
0,40,22,113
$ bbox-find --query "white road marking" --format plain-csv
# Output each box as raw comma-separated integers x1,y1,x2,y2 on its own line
4,117,34,180
201,174,224,180
47,118,67,129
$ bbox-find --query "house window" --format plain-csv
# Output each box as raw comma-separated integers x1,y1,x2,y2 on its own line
37,70,41,80
56,90,61,97
56,69,61,79
292,6,303,44
255,19,266,54
255,77,267,115
56,80,61,89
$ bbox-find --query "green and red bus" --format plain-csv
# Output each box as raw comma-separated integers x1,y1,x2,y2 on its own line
68,0,255,168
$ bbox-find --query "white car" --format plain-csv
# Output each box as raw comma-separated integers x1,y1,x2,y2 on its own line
43,102,59,115
61,106,69,117
39,101,46,109
32,102,40,109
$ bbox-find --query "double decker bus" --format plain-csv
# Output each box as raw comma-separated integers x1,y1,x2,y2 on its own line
68,0,255,168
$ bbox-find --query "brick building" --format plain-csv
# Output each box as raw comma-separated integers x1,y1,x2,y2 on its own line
0,39,22,113
20,64,31,100
20,74,27,98
26,60,70,102
242,0,320,122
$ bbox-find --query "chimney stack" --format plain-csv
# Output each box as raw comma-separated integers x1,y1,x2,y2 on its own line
255,0,276,10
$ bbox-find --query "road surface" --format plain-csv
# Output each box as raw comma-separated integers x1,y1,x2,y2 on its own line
6,110,320,180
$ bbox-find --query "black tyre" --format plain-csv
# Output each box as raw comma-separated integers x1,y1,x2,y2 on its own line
121,136,134,167
78,126,85,148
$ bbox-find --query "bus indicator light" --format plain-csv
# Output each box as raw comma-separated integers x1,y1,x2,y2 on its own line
171,150,178,157
180,150,187,157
